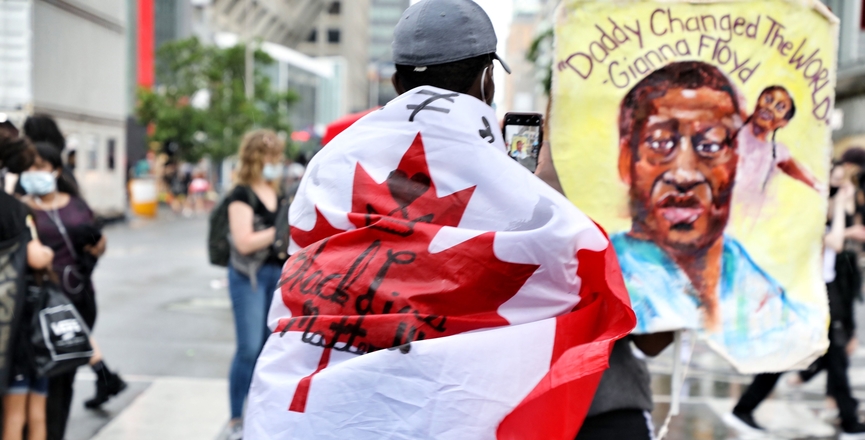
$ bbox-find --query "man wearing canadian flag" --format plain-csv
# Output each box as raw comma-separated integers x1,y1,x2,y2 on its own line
244,0,637,438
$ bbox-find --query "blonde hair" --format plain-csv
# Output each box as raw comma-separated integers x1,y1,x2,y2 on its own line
235,129,284,186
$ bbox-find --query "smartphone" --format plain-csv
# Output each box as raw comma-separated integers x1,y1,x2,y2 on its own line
503,112,543,173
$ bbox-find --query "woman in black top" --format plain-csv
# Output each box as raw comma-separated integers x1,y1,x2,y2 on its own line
0,136,54,440
225,130,287,439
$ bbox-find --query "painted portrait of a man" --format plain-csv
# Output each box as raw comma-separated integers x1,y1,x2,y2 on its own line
610,61,812,361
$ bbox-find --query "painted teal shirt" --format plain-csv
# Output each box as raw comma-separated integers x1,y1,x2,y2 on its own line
611,232,820,369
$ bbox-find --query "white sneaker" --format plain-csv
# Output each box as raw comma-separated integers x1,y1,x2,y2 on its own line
722,412,767,436
227,423,243,440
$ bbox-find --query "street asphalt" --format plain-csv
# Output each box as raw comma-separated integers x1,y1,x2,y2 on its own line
66,212,233,440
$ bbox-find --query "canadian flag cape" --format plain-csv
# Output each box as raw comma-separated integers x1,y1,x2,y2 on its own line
245,86,636,440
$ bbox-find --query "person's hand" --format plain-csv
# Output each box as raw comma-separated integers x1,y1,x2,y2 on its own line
84,236,107,257
534,141,564,195
814,182,829,198
847,336,858,357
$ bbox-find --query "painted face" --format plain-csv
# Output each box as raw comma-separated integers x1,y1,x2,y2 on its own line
624,87,740,254
752,89,792,132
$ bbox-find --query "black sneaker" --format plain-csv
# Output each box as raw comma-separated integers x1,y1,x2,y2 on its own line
723,411,765,434
84,371,128,409
841,421,865,439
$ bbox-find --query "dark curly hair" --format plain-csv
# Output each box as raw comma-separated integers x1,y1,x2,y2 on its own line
0,135,36,174
395,53,493,94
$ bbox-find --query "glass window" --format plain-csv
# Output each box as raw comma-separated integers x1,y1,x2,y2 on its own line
328,1,341,14
85,134,99,170
327,29,340,44
107,138,116,171
306,28,317,42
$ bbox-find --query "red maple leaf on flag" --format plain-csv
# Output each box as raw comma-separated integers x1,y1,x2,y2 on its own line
282,133,539,346
278,134,540,411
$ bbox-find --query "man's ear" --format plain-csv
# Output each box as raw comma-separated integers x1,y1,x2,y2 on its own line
392,73,406,95
618,139,633,186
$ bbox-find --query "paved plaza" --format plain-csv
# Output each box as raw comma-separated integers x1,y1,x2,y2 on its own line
63,213,865,440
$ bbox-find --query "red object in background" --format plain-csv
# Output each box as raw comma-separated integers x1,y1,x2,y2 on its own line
321,107,379,146
861,0,865,30
291,131,312,143
138,0,155,88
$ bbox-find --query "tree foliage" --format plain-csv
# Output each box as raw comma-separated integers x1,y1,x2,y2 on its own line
527,28,554,97
136,37,298,162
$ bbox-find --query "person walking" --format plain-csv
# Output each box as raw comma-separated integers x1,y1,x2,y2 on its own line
19,142,127,440
225,130,287,439
724,164,865,439
1,136,54,440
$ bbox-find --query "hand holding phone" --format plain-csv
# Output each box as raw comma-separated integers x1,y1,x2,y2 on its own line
503,112,543,172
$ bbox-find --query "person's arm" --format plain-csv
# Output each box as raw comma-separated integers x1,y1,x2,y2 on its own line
228,201,275,256
534,101,565,194
778,158,821,191
844,225,865,242
25,216,53,270
534,141,565,194
632,332,675,357
85,235,107,257
825,185,853,253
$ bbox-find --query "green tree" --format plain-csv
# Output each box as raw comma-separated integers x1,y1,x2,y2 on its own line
527,28,554,97
136,37,298,162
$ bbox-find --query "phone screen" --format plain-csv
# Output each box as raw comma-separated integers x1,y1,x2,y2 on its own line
504,121,542,172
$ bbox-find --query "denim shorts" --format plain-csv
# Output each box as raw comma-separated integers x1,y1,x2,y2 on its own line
7,373,49,396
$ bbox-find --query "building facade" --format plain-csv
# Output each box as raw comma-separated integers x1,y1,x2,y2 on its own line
503,0,555,115
368,0,409,107
296,0,371,113
0,0,129,216
822,0,865,153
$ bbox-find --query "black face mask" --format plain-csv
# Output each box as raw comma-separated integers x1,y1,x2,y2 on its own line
830,186,840,198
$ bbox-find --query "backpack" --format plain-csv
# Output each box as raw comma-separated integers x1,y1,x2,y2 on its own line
208,187,260,267
209,186,294,267
207,194,233,267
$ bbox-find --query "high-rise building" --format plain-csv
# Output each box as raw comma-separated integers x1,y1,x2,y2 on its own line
503,0,553,114
821,0,865,154
368,0,410,106
296,0,372,113
0,0,130,216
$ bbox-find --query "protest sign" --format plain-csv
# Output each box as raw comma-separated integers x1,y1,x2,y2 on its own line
552,0,838,373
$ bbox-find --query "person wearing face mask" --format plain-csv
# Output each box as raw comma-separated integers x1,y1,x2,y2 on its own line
0,135,55,440
20,142,127,440
224,129,287,440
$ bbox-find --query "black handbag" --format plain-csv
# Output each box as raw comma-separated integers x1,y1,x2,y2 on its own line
28,279,94,378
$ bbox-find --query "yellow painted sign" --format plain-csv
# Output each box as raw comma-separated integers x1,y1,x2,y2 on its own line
552,0,837,372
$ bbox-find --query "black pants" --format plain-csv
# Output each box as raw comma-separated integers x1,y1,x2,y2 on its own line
733,372,781,415
735,343,859,426
46,368,77,440
46,291,96,440
575,409,653,440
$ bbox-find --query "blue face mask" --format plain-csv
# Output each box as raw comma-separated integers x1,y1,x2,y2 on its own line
262,163,283,182
20,171,57,196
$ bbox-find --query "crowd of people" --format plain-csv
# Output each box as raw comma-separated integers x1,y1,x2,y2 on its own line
1,0,864,439
0,116,126,440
